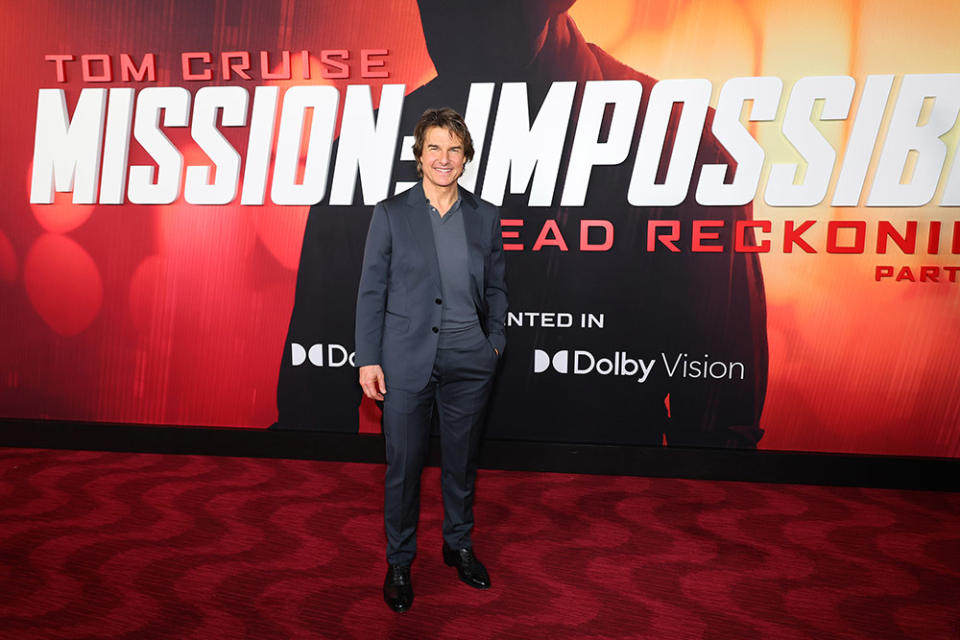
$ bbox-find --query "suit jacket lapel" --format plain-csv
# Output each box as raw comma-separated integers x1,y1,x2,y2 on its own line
404,182,443,292
459,187,484,308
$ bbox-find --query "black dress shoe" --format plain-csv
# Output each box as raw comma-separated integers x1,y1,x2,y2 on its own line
383,564,413,612
442,543,491,590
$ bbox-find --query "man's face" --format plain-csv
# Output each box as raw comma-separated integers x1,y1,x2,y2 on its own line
419,126,466,190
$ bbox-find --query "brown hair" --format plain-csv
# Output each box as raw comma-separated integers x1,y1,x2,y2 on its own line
411,107,474,177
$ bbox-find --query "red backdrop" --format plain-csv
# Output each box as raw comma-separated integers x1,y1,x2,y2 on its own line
1,0,959,457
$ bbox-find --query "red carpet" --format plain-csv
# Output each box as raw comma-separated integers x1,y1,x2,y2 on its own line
0,447,957,639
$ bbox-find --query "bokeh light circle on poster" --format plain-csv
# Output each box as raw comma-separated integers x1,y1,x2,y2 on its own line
0,229,17,282
23,234,103,336
155,144,258,268
27,165,96,233
128,255,170,332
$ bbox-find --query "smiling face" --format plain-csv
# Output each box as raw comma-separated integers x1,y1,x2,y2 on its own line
418,126,466,192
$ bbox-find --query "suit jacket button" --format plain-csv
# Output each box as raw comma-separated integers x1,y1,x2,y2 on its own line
435,298,442,305
432,327,439,333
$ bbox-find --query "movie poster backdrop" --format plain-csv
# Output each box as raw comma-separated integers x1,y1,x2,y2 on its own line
2,0,958,457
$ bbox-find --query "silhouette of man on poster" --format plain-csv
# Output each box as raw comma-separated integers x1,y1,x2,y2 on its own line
274,0,768,449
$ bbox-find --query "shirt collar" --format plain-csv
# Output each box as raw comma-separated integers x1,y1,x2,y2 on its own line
426,193,462,216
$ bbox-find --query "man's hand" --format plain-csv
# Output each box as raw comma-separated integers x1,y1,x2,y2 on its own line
359,365,386,401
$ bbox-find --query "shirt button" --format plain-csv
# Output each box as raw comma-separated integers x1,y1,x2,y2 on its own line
435,298,442,305
432,327,439,333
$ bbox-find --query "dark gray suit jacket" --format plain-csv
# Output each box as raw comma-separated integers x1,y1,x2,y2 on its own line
355,181,508,392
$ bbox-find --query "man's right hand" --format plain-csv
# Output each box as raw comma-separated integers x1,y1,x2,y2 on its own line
359,365,387,401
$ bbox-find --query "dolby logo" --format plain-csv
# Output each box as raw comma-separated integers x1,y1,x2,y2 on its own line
533,349,654,383
291,343,356,367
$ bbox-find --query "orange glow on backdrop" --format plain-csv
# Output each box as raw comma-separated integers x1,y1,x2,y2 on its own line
570,0,960,453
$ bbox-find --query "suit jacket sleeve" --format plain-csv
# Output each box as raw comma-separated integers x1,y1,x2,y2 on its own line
484,205,508,355
355,202,391,367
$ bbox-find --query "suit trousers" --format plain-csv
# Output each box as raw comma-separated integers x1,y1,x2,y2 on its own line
381,324,498,565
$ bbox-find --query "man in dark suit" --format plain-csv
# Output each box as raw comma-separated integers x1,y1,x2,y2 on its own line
355,108,508,613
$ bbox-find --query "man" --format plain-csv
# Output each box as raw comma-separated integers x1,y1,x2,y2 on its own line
354,108,508,613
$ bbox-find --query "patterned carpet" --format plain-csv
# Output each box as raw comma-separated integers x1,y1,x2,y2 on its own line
0,447,957,639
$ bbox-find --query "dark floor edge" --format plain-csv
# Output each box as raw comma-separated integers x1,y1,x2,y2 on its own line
2,418,957,491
